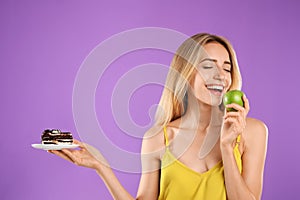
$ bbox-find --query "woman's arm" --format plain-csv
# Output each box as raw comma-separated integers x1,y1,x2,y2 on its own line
97,128,162,200
51,141,136,200
136,127,163,199
221,118,268,200
50,127,163,200
221,95,268,200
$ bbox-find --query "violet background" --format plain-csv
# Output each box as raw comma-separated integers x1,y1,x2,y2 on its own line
1,0,300,199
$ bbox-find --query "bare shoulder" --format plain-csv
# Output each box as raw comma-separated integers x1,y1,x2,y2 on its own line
245,117,268,136
142,125,166,157
244,117,269,150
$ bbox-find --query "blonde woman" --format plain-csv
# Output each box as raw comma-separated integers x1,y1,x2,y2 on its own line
50,33,268,200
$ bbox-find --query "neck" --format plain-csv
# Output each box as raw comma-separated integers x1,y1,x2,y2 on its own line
180,92,224,132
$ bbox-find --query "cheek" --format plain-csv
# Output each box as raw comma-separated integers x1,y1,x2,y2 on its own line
198,69,212,81
189,73,205,94
194,73,206,88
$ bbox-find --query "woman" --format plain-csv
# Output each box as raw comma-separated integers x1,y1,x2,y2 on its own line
50,33,268,200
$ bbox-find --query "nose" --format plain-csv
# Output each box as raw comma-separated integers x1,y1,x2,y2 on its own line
213,67,226,80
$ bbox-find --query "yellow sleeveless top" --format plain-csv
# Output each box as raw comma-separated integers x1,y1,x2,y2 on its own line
158,126,242,200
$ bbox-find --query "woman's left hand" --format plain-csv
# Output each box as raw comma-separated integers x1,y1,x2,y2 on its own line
221,94,250,149
49,139,109,170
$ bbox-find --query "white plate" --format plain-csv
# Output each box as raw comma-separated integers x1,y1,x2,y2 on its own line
31,143,79,150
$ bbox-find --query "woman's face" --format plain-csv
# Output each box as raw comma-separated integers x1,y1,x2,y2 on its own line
189,42,232,106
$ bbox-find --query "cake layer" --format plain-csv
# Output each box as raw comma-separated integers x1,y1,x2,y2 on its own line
41,129,73,145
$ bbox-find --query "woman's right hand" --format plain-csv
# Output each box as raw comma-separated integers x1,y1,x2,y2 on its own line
49,139,109,170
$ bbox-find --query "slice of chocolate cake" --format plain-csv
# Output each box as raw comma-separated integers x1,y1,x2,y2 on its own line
41,129,73,145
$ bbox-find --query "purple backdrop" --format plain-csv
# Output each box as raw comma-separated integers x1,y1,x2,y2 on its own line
1,0,300,199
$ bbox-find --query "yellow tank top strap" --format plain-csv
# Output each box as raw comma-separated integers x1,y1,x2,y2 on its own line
234,135,242,173
163,126,169,146
236,135,241,143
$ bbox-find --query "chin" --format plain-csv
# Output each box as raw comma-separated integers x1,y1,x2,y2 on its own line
209,95,223,107
200,98,222,107
212,100,222,107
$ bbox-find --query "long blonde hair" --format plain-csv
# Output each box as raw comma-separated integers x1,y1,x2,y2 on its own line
155,33,242,126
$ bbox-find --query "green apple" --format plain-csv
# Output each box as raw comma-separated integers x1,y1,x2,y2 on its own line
223,90,244,112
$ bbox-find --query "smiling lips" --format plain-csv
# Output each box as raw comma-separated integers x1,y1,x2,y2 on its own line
206,84,225,96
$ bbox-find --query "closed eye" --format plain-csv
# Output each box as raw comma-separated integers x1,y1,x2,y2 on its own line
224,68,231,72
203,66,213,69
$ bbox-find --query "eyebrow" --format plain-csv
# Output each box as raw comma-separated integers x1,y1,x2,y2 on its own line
200,58,231,65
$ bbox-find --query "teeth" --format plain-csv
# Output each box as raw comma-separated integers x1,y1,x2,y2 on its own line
206,85,224,91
